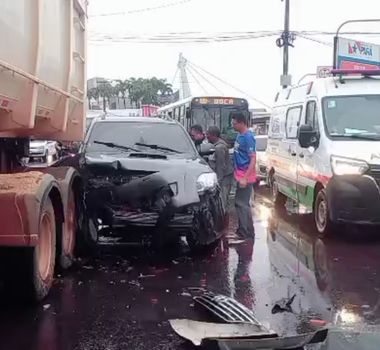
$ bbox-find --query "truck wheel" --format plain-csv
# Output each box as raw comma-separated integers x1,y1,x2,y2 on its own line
1,197,57,301
314,189,335,236
60,188,76,269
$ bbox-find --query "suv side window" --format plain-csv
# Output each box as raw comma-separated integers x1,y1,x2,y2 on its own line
305,101,318,130
286,106,302,139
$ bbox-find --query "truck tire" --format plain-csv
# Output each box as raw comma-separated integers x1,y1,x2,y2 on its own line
59,188,77,269
314,189,336,237
1,196,56,302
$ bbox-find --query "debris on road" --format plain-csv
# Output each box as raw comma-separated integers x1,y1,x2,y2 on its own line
194,291,261,324
138,273,156,279
43,304,51,311
310,319,328,328
271,294,296,314
169,319,328,349
129,280,141,288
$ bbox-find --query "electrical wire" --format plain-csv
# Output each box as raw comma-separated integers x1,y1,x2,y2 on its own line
187,61,271,109
90,0,193,17
89,30,380,44
297,34,333,47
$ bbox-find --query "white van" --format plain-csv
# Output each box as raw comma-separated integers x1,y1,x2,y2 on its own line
267,71,380,236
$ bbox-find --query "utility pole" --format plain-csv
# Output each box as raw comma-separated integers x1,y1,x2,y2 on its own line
277,0,294,88
283,0,290,81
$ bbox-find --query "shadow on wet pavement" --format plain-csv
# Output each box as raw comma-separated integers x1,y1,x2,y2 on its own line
1,188,380,350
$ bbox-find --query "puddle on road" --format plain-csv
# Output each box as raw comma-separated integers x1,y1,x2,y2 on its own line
1,188,380,349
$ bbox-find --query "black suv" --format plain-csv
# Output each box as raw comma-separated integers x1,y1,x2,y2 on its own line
79,116,226,249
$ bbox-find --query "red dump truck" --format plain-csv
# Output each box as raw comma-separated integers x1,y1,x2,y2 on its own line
0,0,87,301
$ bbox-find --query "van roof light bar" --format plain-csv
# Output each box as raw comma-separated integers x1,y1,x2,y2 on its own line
331,69,380,76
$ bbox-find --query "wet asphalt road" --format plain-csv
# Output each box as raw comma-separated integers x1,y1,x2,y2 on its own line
1,187,380,350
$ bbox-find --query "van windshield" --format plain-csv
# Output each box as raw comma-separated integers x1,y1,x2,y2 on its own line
323,95,380,140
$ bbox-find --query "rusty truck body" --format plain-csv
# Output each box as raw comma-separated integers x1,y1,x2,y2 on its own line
0,0,87,301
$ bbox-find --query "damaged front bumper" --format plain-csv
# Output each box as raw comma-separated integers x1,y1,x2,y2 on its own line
84,164,222,233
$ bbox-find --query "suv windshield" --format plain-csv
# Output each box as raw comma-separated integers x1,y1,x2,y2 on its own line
86,121,196,156
323,95,380,139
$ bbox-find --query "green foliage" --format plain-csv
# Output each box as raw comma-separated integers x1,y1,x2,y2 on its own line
87,77,173,108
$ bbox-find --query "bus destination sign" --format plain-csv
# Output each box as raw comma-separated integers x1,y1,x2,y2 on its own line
194,97,239,105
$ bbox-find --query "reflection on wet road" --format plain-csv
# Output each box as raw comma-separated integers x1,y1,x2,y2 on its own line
1,188,380,349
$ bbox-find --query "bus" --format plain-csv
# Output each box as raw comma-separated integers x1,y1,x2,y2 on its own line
158,96,250,146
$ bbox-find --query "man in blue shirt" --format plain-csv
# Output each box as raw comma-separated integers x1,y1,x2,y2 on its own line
231,112,256,241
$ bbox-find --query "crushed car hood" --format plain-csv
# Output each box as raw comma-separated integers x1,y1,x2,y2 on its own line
84,152,214,207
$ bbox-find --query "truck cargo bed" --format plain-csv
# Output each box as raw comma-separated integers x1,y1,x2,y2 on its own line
0,0,87,141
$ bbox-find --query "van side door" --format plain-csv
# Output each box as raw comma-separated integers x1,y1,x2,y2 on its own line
269,105,302,200
296,100,319,211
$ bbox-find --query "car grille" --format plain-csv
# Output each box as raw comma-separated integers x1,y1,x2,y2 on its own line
194,291,261,324
367,165,380,186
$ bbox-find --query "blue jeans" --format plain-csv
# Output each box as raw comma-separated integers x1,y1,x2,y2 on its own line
235,183,255,239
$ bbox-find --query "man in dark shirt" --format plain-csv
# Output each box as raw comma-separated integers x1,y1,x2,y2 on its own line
207,126,233,208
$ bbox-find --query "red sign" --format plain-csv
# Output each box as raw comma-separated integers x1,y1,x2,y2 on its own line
340,60,380,71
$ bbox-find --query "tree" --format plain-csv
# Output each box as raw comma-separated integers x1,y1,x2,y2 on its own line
87,87,100,110
115,79,130,108
128,77,173,107
97,81,116,111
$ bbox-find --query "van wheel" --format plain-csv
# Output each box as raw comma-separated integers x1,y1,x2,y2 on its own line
314,189,335,236
271,177,286,208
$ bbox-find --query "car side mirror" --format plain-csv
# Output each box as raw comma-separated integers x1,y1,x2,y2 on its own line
199,143,215,156
298,124,319,148
186,108,191,119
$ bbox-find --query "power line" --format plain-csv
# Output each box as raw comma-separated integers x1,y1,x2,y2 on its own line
187,60,271,109
297,34,333,47
186,65,208,95
90,0,193,18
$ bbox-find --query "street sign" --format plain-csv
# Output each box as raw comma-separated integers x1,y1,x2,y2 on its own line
317,66,332,78
336,37,380,70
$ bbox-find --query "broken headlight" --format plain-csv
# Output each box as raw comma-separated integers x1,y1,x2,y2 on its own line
196,173,217,193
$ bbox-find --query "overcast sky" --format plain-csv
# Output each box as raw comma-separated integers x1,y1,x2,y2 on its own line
88,0,380,108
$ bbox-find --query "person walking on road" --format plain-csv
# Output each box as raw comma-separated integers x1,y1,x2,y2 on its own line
231,112,256,241
206,126,233,208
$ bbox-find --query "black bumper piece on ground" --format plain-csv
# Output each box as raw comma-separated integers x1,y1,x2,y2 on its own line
326,174,380,225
